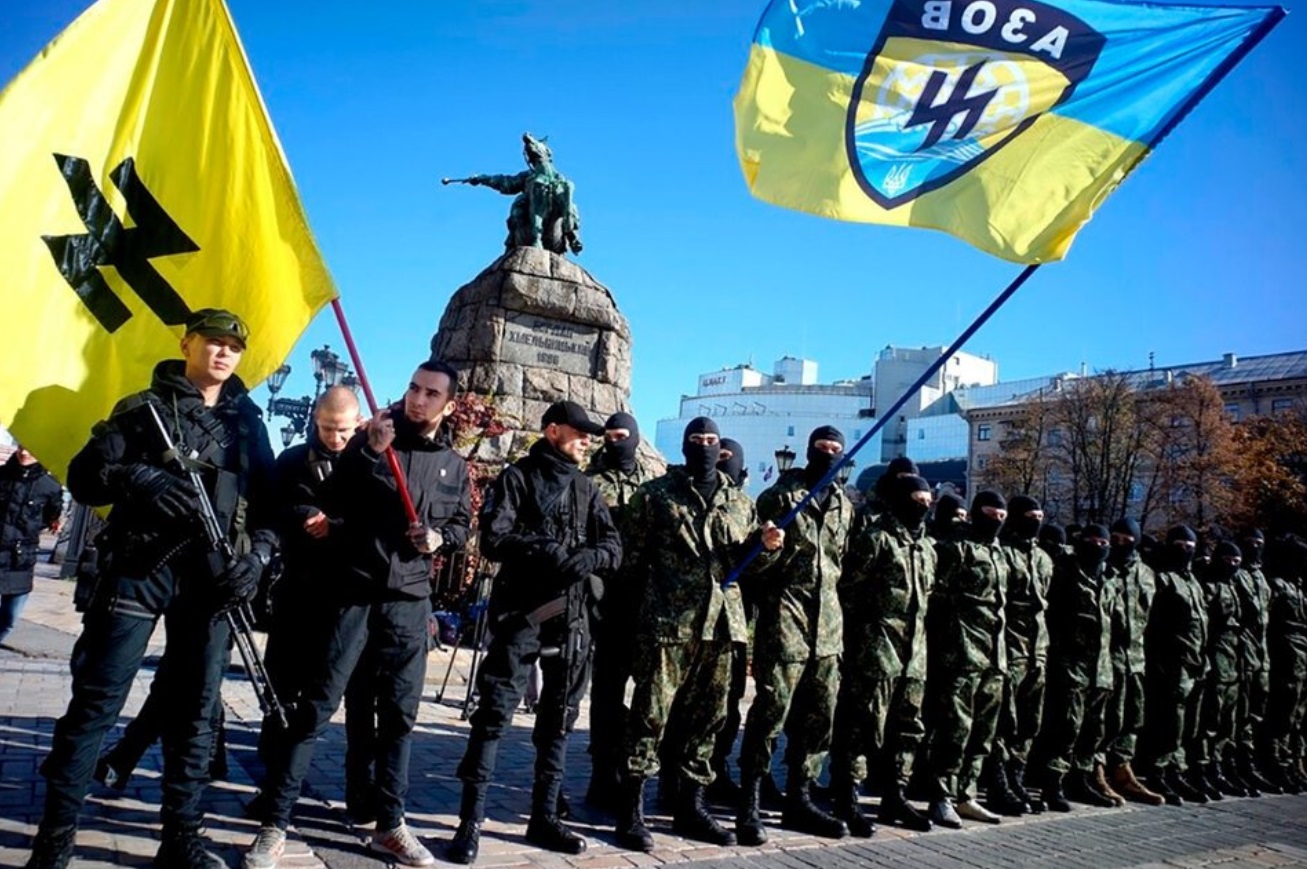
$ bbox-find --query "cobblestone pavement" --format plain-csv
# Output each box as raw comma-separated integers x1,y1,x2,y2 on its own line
3,558,1307,869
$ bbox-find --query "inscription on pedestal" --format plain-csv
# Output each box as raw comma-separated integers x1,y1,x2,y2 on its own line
501,313,598,376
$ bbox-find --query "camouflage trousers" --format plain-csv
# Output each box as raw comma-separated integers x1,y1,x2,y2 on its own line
1032,679,1109,776
926,667,1005,800
739,652,839,784
1193,678,1240,766
1104,668,1147,766
623,638,733,785
1264,674,1307,766
1238,666,1269,757
1139,666,1205,774
993,655,1045,766
829,668,925,788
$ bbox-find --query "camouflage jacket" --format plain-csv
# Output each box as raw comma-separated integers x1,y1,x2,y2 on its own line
752,470,853,661
1001,537,1053,667
586,460,656,534
1147,568,1209,678
1203,576,1243,683
1267,575,1307,680
1107,553,1156,676
1046,561,1119,689
1233,566,1272,673
839,512,936,680
930,536,1009,672
624,466,776,644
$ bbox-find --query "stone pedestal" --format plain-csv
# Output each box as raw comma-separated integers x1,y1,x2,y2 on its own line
432,247,659,467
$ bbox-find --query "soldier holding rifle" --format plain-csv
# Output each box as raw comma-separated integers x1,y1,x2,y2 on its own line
26,309,278,869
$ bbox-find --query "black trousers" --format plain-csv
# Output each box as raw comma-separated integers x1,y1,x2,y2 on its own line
456,612,591,821
262,595,429,831
588,609,634,785
39,568,230,832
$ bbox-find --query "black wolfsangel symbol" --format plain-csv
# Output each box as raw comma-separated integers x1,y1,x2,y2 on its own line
43,154,198,333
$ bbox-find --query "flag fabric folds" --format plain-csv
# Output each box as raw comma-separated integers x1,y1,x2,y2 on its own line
0,0,337,480
734,0,1283,263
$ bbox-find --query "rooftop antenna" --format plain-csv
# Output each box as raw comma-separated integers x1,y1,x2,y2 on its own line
1148,351,1155,371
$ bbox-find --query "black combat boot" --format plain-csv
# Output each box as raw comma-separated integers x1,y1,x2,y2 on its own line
446,820,481,865
1009,760,1042,813
1061,770,1110,808
1270,763,1303,794
1145,770,1183,806
983,758,1028,816
831,778,875,838
615,777,655,853
24,825,76,869
1166,767,1207,804
1042,772,1072,812
673,781,737,846
1239,751,1280,795
153,824,223,869
878,783,931,833
735,774,768,846
526,815,586,855
781,779,848,839
1200,763,1227,801
1223,757,1256,797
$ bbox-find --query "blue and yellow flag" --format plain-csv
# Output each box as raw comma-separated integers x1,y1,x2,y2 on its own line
735,0,1283,263
0,0,337,480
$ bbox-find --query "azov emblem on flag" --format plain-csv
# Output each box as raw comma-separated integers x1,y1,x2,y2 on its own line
847,0,1105,207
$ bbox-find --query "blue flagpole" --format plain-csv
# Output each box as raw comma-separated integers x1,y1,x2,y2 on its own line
722,263,1041,588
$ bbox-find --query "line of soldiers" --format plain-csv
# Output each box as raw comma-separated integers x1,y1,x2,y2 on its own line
19,312,1307,869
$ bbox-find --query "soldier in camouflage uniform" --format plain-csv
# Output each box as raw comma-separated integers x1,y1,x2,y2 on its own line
736,427,852,845
1138,526,1209,805
1102,518,1164,805
1264,536,1307,792
1031,525,1121,811
924,490,1009,826
829,474,937,836
1193,541,1247,800
585,413,656,808
1234,529,1280,794
988,495,1053,816
614,417,783,853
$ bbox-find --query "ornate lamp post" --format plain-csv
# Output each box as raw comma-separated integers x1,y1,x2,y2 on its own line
774,445,796,473
266,345,356,447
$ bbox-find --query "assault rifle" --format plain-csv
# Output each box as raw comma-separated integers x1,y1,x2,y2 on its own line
141,402,288,728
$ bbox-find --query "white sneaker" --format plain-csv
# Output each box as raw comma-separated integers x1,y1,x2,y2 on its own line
371,824,436,868
956,798,1002,823
242,826,286,869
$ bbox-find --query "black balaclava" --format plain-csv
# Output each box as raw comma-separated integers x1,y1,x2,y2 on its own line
1076,523,1111,573
1242,528,1266,568
1039,522,1067,559
970,490,1007,542
1139,532,1160,569
1003,494,1043,542
682,417,721,502
930,493,967,537
1164,525,1198,571
875,456,921,501
1210,540,1243,580
889,474,932,531
1109,518,1141,568
718,438,746,487
602,412,640,473
804,425,845,489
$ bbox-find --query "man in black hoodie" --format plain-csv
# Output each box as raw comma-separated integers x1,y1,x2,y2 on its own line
0,445,63,646
447,401,622,865
28,309,276,869
245,360,471,869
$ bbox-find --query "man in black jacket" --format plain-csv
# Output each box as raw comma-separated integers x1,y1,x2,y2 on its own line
244,360,472,869
26,308,277,869
446,400,622,865
0,446,63,646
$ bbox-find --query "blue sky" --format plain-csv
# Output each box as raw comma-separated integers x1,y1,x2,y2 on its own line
5,0,1305,431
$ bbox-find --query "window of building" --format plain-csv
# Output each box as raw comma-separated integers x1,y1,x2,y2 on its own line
1048,428,1063,446
917,428,926,440
786,425,795,436
976,457,988,470
1224,403,1241,421
1272,398,1294,413
977,424,991,441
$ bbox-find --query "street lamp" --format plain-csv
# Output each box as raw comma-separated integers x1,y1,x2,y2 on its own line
310,344,348,397
774,445,796,472
280,424,298,449
267,363,291,397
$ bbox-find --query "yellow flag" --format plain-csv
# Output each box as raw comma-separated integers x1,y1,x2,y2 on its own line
0,0,337,480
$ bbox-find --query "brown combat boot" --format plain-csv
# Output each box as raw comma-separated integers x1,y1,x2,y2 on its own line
1110,761,1164,806
1094,763,1126,807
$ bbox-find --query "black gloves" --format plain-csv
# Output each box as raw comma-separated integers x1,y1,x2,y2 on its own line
558,548,603,586
118,464,197,520
218,550,266,604
537,541,569,571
